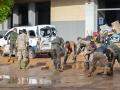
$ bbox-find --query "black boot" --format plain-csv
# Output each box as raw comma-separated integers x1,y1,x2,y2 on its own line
84,62,89,72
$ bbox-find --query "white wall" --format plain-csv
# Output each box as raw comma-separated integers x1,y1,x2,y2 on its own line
85,0,98,36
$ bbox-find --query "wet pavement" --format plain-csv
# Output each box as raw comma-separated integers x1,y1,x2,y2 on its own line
0,56,120,90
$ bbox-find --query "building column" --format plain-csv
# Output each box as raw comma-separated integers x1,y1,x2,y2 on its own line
3,19,8,30
8,17,12,29
1,16,11,30
28,3,35,26
35,11,38,25
13,5,19,27
85,0,98,36
0,24,2,31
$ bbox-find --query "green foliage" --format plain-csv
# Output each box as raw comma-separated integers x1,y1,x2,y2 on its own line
0,0,14,23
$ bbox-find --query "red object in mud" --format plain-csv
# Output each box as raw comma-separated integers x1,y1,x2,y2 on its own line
93,32,99,37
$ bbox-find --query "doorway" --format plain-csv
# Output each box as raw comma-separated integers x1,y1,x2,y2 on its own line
36,1,50,25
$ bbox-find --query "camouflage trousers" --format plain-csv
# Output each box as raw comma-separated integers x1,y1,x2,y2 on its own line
88,52,112,75
17,49,29,69
51,47,62,70
83,53,94,71
9,42,17,56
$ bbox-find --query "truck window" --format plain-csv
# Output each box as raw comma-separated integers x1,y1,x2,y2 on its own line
4,31,13,40
28,30,36,38
0,34,3,38
51,27,56,36
19,30,23,34
40,28,51,37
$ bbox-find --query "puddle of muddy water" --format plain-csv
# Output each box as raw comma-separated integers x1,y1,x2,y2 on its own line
0,64,10,66
0,75,57,86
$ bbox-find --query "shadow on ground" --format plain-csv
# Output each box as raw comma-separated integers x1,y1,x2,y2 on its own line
28,62,46,69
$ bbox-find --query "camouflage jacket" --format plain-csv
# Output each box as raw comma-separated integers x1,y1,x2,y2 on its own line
109,44,120,57
9,32,18,43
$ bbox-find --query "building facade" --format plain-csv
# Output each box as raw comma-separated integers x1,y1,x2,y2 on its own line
1,0,119,41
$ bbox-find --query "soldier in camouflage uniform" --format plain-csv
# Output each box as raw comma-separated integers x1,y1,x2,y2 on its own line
76,37,96,72
8,28,18,62
87,43,114,77
51,36,64,71
75,37,90,62
108,43,120,66
87,51,111,77
84,41,97,72
16,29,29,69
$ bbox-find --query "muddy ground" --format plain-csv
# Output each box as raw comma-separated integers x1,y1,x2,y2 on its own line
0,54,120,90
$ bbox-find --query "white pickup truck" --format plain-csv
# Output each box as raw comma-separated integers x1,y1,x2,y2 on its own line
0,25,57,58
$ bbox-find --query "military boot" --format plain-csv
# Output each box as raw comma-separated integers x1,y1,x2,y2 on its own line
84,62,89,72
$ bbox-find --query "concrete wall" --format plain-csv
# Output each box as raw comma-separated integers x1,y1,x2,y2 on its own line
85,0,98,36
52,21,85,42
51,0,85,41
0,24,2,31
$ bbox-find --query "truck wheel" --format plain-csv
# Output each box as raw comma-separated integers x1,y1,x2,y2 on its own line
48,52,52,57
29,47,35,59
2,52,5,56
1,50,5,56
